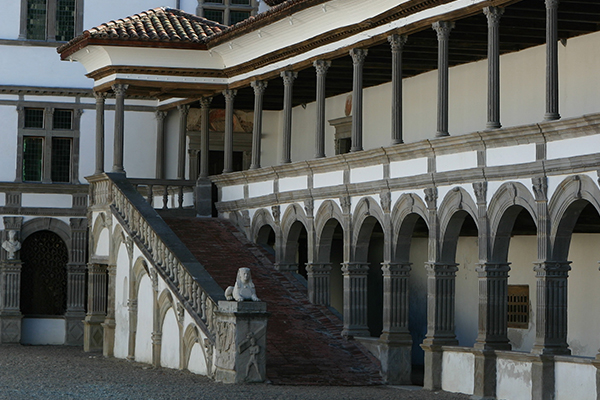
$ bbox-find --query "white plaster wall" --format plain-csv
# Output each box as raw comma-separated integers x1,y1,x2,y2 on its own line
135,274,154,364
350,165,383,184
506,235,537,353
248,180,273,198
487,144,536,168
279,176,307,192
555,361,596,400
21,318,65,345
188,343,208,375
441,351,474,395
0,105,18,182
21,194,72,208
566,233,600,357
437,151,478,173
114,245,130,359
454,236,479,347
95,228,110,257
390,158,428,179
222,185,245,202
123,111,158,179
79,109,97,179
314,170,344,188
164,110,181,180
496,358,532,400
0,193,5,207
160,308,180,369
0,1,20,39
260,110,281,168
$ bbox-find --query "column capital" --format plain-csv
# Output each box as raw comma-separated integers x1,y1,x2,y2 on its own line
87,263,106,274
425,262,458,276
545,0,559,9
349,48,368,64
251,80,268,94
280,70,298,85
313,59,331,75
341,262,369,275
484,6,504,25
93,91,107,101
424,187,438,209
155,110,167,121
177,103,191,115
533,261,571,277
199,97,213,109
532,176,549,201
475,262,510,277
222,89,237,101
306,263,332,275
381,262,411,276
432,21,455,40
387,34,408,51
473,181,488,204
111,84,129,96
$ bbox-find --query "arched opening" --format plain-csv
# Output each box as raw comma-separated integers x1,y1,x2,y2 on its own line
316,217,344,314
20,230,69,345
284,221,308,278
555,201,600,356
256,224,276,259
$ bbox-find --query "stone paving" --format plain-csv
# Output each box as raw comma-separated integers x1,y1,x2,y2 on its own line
164,217,382,385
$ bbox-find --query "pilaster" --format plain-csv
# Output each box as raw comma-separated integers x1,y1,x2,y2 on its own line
0,261,23,344
388,34,408,145
484,7,503,130
103,264,117,357
84,263,107,352
222,89,237,173
306,263,331,305
314,59,331,158
94,91,107,174
544,0,560,121
432,21,454,137
111,84,128,174
280,70,297,164
199,97,213,179
177,104,190,180
349,49,367,152
341,262,370,338
155,111,167,179
250,80,267,169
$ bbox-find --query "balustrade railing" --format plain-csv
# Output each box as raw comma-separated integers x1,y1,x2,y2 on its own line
89,173,225,343
128,178,195,211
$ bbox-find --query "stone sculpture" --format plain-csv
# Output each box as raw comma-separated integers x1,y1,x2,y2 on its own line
2,230,21,260
225,267,260,302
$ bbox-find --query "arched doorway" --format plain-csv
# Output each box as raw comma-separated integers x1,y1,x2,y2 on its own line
20,230,69,345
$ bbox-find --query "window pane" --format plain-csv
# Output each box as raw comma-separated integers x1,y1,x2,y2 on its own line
27,0,47,40
204,9,224,24
24,108,44,129
23,137,43,182
230,11,250,25
205,0,224,3
51,138,71,183
231,0,251,4
56,0,76,41
53,109,73,130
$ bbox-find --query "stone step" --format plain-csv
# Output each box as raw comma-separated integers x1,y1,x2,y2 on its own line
163,217,382,385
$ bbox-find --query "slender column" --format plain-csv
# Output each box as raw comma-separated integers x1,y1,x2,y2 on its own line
349,49,367,152
111,84,128,174
103,264,117,357
65,218,87,345
199,97,213,179
177,104,190,180
388,34,408,145
94,92,107,174
222,89,237,173
484,7,504,130
126,299,137,360
432,21,454,137
250,80,267,169
544,0,560,121
280,70,298,164
155,111,167,179
313,60,331,158
83,263,107,352
341,262,370,337
306,263,331,305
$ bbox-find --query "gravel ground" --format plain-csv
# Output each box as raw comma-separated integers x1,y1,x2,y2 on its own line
0,345,470,400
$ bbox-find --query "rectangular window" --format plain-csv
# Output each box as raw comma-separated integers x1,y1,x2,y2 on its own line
51,137,71,182
53,109,73,130
23,137,44,182
26,0,47,40
55,0,76,41
507,285,529,329
24,108,44,129
230,10,250,25
231,0,251,4
204,9,224,24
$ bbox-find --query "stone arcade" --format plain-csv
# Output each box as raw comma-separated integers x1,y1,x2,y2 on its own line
1,0,600,398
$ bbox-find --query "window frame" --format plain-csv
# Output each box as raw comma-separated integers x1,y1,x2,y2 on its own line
19,0,84,42
16,105,82,184
197,0,257,26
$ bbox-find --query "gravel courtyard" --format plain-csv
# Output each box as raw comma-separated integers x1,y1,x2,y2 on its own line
0,345,470,400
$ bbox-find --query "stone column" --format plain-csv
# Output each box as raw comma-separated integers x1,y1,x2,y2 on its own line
313,59,331,159
94,92,107,174
280,70,297,164
474,263,511,350
127,299,137,360
341,262,370,337
388,34,408,145
155,111,167,179
199,97,213,179
111,84,128,174
250,80,267,169
222,89,237,173
484,7,503,130
83,263,107,352
349,49,367,152
306,263,331,305
65,218,87,346
380,262,412,384
432,21,454,137
0,218,23,344
544,0,560,121
177,104,190,180
423,262,459,345
103,264,117,357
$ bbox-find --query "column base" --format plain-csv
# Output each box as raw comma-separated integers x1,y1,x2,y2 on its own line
485,121,502,130
531,343,571,356
544,112,561,121
83,315,105,352
436,131,450,137
64,311,85,346
0,312,22,343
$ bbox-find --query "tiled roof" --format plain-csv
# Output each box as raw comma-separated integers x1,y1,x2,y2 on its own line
58,7,227,55
264,0,288,6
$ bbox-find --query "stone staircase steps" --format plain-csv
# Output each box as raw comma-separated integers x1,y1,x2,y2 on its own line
163,217,382,386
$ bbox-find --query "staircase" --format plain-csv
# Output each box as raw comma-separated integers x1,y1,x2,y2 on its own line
163,217,382,385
